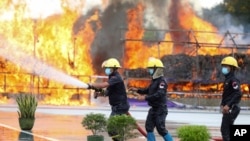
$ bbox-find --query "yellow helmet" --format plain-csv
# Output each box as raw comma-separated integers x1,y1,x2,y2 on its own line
147,57,164,68
221,56,238,68
101,58,121,68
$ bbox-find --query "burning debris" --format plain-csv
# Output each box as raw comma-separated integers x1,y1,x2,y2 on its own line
126,53,250,95
126,53,250,82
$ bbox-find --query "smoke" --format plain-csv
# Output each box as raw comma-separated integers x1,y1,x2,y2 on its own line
202,5,250,49
0,37,88,88
73,0,250,73
81,0,103,15
168,0,190,54
25,0,62,19
183,0,250,44
143,0,170,29
190,0,223,14
88,1,135,74
88,0,173,73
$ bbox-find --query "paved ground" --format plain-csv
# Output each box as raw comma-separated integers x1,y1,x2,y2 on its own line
0,104,249,141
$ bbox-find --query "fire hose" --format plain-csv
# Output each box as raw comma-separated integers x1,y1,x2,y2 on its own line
92,88,147,137
126,111,147,137
126,91,147,137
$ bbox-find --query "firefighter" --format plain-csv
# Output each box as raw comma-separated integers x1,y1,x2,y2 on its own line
87,58,130,141
129,57,173,141
220,56,242,141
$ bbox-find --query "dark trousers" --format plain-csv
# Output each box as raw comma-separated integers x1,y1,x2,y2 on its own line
221,105,240,141
146,106,168,137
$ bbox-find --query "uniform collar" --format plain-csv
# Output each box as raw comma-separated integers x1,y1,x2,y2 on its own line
109,71,118,77
225,71,234,79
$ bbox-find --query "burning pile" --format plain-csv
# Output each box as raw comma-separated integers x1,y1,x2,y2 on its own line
126,53,250,94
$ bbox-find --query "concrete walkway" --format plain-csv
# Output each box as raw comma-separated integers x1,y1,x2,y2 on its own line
0,105,249,141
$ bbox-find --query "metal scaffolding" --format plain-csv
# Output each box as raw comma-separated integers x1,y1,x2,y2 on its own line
119,27,250,73
120,28,250,56
120,28,250,106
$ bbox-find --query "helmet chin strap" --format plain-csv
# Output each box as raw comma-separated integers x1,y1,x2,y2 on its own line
110,68,117,74
230,66,237,72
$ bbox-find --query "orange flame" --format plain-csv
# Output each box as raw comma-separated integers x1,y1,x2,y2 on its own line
124,3,173,69
0,0,100,105
127,79,150,88
177,0,231,55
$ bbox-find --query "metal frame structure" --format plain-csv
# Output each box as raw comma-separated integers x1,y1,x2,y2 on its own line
120,27,250,57
120,28,250,106
119,27,250,74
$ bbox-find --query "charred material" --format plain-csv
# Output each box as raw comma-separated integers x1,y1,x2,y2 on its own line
125,53,250,84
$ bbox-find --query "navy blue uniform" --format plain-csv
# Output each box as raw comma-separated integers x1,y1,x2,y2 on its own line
137,76,169,137
220,72,242,141
106,71,130,115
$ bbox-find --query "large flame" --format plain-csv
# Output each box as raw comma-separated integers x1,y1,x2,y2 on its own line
175,0,231,55
124,3,173,69
0,0,100,105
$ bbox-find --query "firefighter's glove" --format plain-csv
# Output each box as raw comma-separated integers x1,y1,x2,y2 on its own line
127,87,139,96
128,87,138,92
94,88,105,99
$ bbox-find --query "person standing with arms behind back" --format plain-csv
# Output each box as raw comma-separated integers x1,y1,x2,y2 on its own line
87,58,130,141
129,57,173,141
220,56,242,141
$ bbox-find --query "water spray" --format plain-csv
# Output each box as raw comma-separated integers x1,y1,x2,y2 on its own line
0,38,88,89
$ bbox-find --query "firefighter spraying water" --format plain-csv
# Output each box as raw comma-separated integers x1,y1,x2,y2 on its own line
86,58,132,141
89,57,174,140
0,37,150,138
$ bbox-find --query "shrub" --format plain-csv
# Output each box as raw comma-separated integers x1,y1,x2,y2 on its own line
107,114,139,141
16,93,38,118
81,113,107,136
177,125,211,141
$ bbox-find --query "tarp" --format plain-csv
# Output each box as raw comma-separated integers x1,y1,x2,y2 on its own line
128,98,186,108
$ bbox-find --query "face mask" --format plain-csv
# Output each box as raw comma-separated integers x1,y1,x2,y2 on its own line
221,67,229,75
148,68,154,75
105,68,112,75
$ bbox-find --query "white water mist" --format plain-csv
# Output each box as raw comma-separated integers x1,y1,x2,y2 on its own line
0,38,88,89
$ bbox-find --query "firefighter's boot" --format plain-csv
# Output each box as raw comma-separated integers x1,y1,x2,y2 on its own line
147,132,156,141
163,133,173,141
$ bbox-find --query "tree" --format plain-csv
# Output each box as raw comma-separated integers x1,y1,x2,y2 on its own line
224,0,250,14
223,0,250,25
